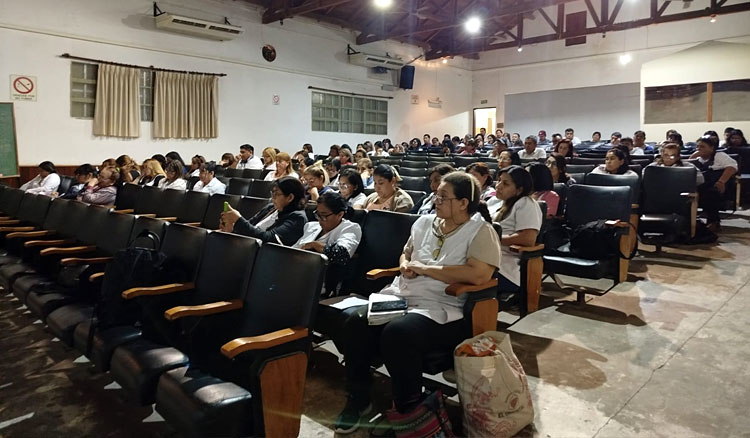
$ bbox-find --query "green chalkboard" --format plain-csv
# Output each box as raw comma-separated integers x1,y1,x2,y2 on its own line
0,103,19,177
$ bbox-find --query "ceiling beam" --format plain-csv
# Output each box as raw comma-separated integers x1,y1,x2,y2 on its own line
262,0,356,24
425,0,750,59
357,0,580,45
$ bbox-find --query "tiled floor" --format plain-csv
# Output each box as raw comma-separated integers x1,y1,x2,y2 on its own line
1,213,750,437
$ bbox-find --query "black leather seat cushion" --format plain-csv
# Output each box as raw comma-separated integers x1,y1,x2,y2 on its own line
640,214,686,233
12,274,56,303
110,340,190,405
155,366,253,438
46,304,93,345
26,291,72,321
0,255,21,267
0,263,36,291
73,321,142,372
543,255,616,280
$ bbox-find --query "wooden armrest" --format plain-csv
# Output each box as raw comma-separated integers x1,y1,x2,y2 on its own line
0,220,21,225
156,216,177,222
221,328,309,359
509,244,544,253
604,220,629,228
164,299,243,321
24,238,75,247
122,282,195,299
182,222,201,227
89,272,105,282
114,209,134,214
680,192,698,199
366,267,401,280
0,226,35,232
631,203,639,209
60,256,113,266
40,245,96,256
445,279,498,297
137,213,157,218
8,230,54,239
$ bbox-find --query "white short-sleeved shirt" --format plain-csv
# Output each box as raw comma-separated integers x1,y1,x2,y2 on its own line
487,196,502,217
518,148,546,160
293,219,362,258
347,192,367,208
591,165,638,177
21,173,61,195
632,147,645,156
159,178,187,191
236,155,263,170
193,177,226,195
494,196,542,286
697,152,738,171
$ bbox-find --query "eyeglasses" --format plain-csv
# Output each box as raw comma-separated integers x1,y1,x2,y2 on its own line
270,190,284,198
339,183,351,189
314,210,335,220
432,235,445,260
434,195,456,205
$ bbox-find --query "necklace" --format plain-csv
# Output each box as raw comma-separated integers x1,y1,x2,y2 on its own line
430,217,469,260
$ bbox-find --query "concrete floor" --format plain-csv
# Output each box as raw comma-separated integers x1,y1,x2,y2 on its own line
1,213,750,437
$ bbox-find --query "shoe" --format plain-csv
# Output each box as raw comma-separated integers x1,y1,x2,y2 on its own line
333,396,373,434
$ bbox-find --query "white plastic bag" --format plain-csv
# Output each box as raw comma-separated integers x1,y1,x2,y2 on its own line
454,331,534,437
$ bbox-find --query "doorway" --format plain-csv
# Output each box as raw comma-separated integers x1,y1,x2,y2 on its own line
473,107,497,136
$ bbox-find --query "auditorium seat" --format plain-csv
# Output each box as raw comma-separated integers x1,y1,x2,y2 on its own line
114,183,141,211
404,190,427,206
398,167,429,177
115,185,163,216
639,165,698,250
0,188,25,220
158,190,210,224
566,164,596,174
241,169,263,179
247,180,274,199
453,156,478,168
399,176,429,192
224,168,243,178
0,198,71,268
0,194,50,240
226,178,252,196
184,194,241,230
236,196,270,220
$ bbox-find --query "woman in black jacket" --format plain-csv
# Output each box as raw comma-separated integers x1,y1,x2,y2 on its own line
219,176,307,245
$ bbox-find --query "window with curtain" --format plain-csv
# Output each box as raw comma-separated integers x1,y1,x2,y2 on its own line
92,64,141,138
153,72,218,139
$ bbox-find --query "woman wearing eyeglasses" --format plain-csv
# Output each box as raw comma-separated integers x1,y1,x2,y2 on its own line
338,169,367,209
219,176,307,245
331,172,501,434
648,143,704,185
293,191,362,297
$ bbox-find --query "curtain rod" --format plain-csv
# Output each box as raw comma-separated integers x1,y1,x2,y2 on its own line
59,53,227,77
308,86,394,100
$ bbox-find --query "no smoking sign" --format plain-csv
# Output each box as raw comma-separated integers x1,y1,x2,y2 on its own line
10,75,37,101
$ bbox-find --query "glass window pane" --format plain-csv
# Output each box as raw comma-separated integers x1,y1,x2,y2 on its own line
378,100,388,111
71,84,84,98
352,110,364,122
713,79,750,122
645,83,707,124
341,122,351,132
342,96,352,108
376,125,387,135
83,64,98,80
84,103,95,118
84,84,96,99
352,122,364,133
353,98,363,109
377,113,387,124
71,62,84,79
312,120,323,131
326,121,339,131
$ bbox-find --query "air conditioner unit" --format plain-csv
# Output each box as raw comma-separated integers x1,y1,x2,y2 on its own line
155,13,244,41
349,53,405,70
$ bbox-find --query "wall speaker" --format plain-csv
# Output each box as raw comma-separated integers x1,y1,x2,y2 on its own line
399,65,415,90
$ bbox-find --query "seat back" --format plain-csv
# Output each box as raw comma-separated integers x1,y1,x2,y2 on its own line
23,195,52,227
398,167,429,177
349,209,367,226
641,165,697,214
347,210,419,295
584,172,640,204
571,157,604,165
240,244,327,338
135,185,163,214
566,164,596,174
248,180,274,199
404,190,426,206
57,176,75,195
192,232,260,304
216,176,230,186
237,196,270,220
16,193,40,222
1,188,24,216
399,176,429,192
242,168,263,179
160,223,208,280
115,183,141,210
566,185,631,226
77,204,110,244
227,178,252,196
177,191,210,223
186,176,200,190
202,194,242,229
155,188,185,218
97,212,136,255
552,183,567,216
400,160,428,169
129,216,168,248
42,198,72,232
453,156,478,168
224,168,243,178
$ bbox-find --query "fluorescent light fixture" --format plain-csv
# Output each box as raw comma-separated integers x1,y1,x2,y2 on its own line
517,46,523,52
464,17,481,34
441,58,448,64
709,14,717,22
374,0,392,8
619,53,632,65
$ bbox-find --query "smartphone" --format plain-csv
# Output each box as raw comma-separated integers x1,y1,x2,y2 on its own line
223,201,230,212
371,300,408,313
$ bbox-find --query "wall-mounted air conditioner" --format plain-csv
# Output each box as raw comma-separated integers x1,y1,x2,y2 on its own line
155,13,244,41
349,53,405,70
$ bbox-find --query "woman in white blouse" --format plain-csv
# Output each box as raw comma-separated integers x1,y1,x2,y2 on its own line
337,169,367,208
332,172,501,433
263,152,297,181
294,191,361,296
159,160,188,191
20,161,61,195
591,147,638,177
192,161,226,195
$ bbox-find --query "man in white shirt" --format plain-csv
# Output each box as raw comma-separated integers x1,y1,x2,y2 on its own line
518,136,547,160
632,131,647,155
564,128,581,146
193,161,226,195
235,144,263,170
621,137,644,156
609,132,622,147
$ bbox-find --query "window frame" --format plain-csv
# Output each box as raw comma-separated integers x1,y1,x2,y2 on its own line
644,78,750,124
312,91,388,135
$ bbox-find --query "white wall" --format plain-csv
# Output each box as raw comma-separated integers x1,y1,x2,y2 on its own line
0,0,472,166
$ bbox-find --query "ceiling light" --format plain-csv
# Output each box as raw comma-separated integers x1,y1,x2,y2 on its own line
373,0,392,8
464,17,482,34
709,14,717,22
441,58,448,64
517,46,523,52
619,53,632,65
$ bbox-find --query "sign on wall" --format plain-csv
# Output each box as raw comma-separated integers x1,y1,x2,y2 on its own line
10,75,37,102
411,94,419,104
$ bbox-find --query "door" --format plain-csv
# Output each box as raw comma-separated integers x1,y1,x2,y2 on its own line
473,107,496,136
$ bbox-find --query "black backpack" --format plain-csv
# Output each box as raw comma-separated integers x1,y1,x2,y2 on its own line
569,219,636,260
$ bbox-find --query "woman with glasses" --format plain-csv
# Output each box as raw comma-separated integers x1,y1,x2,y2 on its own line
648,143,704,184
332,172,501,434
220,176,307,245
263,152,297,181
363,164,414,213
411,163,455,215
546,153,575,185
159,160,187,191
497,150,521,171
293,191,362,296
338,169,367,208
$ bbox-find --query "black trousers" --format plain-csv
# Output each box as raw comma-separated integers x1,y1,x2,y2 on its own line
337,306,465,411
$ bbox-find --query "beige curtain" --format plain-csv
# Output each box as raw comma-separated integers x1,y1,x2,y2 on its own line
153,72,218,139
93,64,141,138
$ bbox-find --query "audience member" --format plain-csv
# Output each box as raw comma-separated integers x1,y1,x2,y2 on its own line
221,176,307,245
332,172,500,433
691,135,738,232
219,152,236,168
565,128,581,145
592,131,602,143
633,131,648,154
551,133,562,147
498,150,521,170
621,137,642,156
20,161,60,195
519,135,546,160
609,132,622,146
325,158,342,188
649,143,704,185
460,139,478,155
302,143,315,158
363,164,414,213
489,138,508,158
293,191,362,297
329,144,341,158
304,165,331,202
412,164,455,215
592,148,637,176
338,169,367,209
546,153,576,185
261,147,277,174
236,144,263,170
192,161,226,195
135,159,166,186
116,155,140,183
340,148,355,166
554,139,575,158
56,164,96,199
188,155,205,177
151,154,167,170
78,167,119,205
725,129,748,150
537,130,549,145
357,158,374,188
264,152,296,181
527,162,560,217
165,152,187,173
720,127,734,147
159,160,187,191
466,162,495,201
